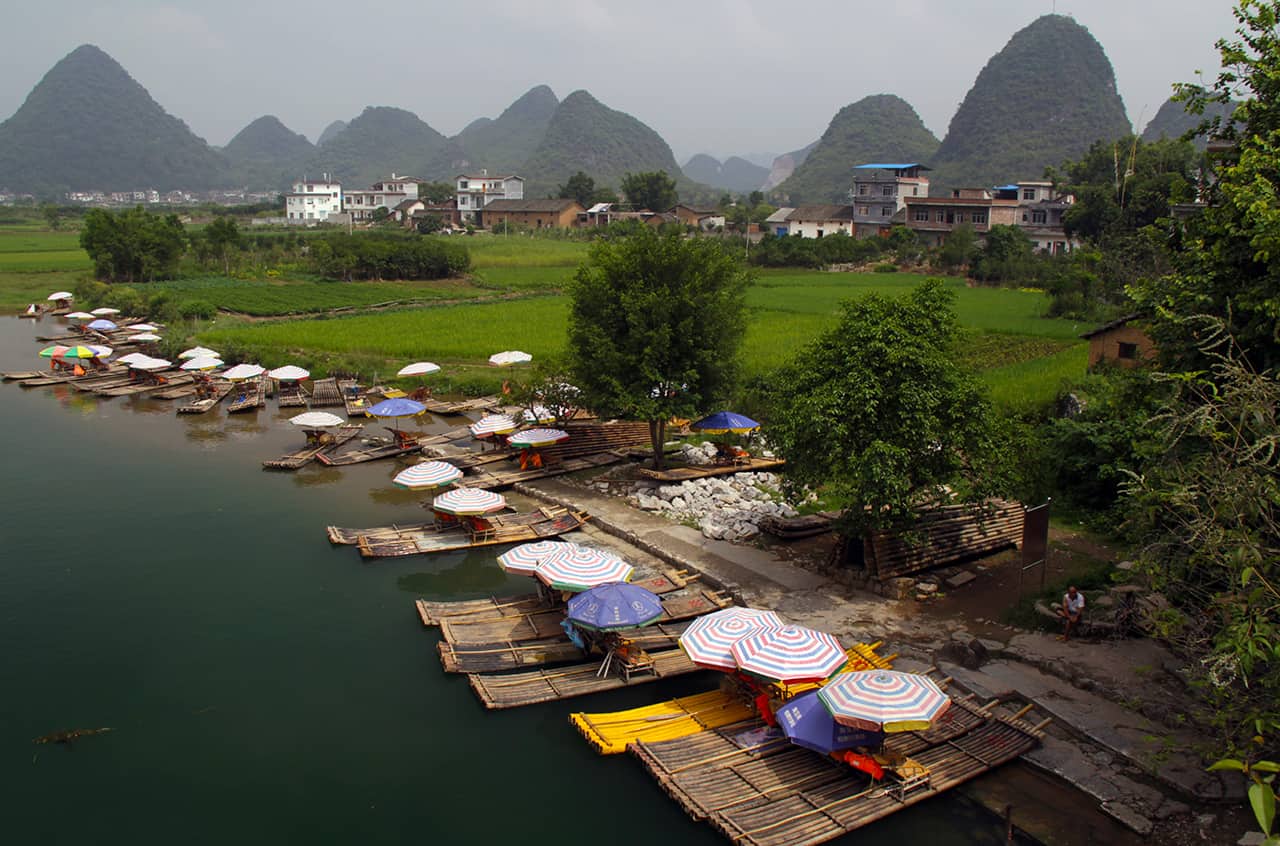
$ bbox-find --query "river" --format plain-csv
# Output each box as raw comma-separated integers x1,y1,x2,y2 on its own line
0,316,1028,845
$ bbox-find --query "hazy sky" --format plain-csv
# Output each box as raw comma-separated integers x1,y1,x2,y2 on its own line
0,1,1240,163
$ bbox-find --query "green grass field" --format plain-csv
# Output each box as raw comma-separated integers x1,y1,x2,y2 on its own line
146,276,492,316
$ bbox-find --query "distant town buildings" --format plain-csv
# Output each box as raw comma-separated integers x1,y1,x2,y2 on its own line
285,177,342,222
343,174,423,222
456,172,525,223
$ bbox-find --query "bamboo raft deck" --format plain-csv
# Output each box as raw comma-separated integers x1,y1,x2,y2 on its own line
637,457,788,482
276,382,308,408
631,697,1044,845
226,376,267,413
309,377,344,407
2,370,44,381
177,381,233,414
464,450,630,490
413,569,701,627
97,373,194,397
342,383,371,416
422,395,501,415
73,371,141,392
262,424,363,469
316,436,422,466
355,507,590,559
467,647,701,710
154,381,202,400
570,643,896,755
18,367,120,387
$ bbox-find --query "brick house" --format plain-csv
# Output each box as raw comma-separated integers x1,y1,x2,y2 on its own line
1081,314,1156,369
479,198,584,230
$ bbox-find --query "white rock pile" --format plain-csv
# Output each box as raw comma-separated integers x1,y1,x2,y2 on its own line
627,471,800,542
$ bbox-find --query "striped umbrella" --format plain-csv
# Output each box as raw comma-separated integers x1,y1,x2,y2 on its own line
818,671,951,733
567,583,664,631
678,607,785,671
393,461,463,491
730,625,847,684
469,414,517,438
778,690,885,754
496,540,578,576
431,487,507,516
59,345,101,360
37,345,68,358
508,427,569,448
534,547,633,593
87,345,112,359
290,411,346,428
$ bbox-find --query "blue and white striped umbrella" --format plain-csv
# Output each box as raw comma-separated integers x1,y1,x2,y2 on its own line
730,625,846,684
393,461,462,491
818,671,951,733
678,607,785,671
496,540,578,576
508,428,569,448
431,487,507,516
469,414,518,438
534,547,633,592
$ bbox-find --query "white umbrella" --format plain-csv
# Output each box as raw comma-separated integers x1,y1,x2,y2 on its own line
179,346,220,360
88,345,113,359
397,361,441,377
67,311,96,320
128,323,159,332
90,307,120,316
129,333,162,342
222,363,265,381
115,352,150,366
131,357,171,372
268,365,311,381
488,350,532,367
290,411,346,428
47,291,74,301
180,356,223,371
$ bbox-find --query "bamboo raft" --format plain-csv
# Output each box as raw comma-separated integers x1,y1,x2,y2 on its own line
413,569,701,627
570,643,896,755
342,383,371,416
18,367,119,387
632,697,1045,846
2,370,44,381
309,377,344,407
177,381,234,414
467,647,701,710
97,373,194,397
355,507,590,559
422,395,500,415
226,376,267,413
464,450,630,490
263,424,363,469
327,506,563,544
276,382,308,408
636,457,788,482
73,371,142,392
316,436,422,466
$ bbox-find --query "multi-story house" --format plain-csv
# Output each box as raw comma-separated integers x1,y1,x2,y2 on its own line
996,180,1078,254
284,176,342,223
850,163,931,237
343,174,423,222
455,171,524,222
902,188,1020,248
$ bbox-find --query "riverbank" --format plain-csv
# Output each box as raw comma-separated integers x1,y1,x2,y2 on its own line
515,474,1252,845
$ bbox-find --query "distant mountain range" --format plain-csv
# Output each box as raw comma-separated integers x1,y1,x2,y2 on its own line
2,20,1154,201
1142,97,1238,148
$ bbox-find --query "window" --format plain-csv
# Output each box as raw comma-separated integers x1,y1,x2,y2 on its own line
459,180,468,190
816,229,824,238
913,208,930,221
459,196,468,206
1032,210,1047,224
882,186,894,196
936,211,945,222
858,185,869,195
971,211,987,224
912,186,919,196
1022,188,1036,200
1117,342,1138,360
880,206,891,216
858,206,869,216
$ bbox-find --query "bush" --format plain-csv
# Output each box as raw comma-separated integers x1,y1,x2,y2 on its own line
873,262,898,273
308,233,471,280
179,300,217,320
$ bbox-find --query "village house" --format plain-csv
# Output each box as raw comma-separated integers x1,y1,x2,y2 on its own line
1000,180,1079,254
782,205,857,238
902,188,1020,248
1081,313,1156,369
284,176,342,223
456,171,524,222
342,174,423,222
672,204,725,230
479,198,584,230
851,163,930,237
764,207,794,237
405,198,461,229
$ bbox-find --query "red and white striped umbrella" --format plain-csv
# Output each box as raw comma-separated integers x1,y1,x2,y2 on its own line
730,625,847,684
393,461,463,491
534,546,633,592
431,487,507,516
469,414,518,438
508,428,569,448
678,607,785,671
818,671,951,733
496,540,578,576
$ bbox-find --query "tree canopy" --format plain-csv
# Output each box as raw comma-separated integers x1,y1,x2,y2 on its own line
765,280,1012,539
620,170,678,212
79,206,187,283
565,228,749,467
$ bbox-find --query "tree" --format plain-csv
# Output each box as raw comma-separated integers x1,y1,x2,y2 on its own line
938,223,978,271
79,206,186,283
971,224,1035,282
557,171,597,207
417,181,454,204
415,214,446,235
591,186,620,205
765,280,1012,540
41,203,61,231
566,228,750,468
203,216,242,275
620,171,678,212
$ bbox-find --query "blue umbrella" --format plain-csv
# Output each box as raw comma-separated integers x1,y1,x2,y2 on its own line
691,411,760,434
87,319,118,331
566,583,664,631
777,690,884,754
365,398,426,418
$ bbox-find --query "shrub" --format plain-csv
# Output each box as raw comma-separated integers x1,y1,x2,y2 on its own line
179,299,216,320
873,262,898,273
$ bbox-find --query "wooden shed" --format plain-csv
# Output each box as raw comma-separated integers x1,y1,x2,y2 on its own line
1081,313,1155,369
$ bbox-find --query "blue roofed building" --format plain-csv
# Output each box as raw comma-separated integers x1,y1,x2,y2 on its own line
850,164,931,237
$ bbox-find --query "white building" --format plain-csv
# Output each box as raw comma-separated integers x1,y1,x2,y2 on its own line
343,174,423,221
456,171,524,222
285,177,343,223
783,205,857,238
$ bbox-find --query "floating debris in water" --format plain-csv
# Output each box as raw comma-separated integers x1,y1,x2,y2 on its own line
33,727,113,746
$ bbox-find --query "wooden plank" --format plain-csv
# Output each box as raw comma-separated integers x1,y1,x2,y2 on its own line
467,648,699,710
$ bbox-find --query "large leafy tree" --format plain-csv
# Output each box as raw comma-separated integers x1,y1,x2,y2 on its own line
620,170,678,212
566,228,749,468
79,206,186,283
766,280,1012,540
557,171,596,207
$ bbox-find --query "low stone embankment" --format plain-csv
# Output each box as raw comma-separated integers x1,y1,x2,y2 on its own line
625,470,801,541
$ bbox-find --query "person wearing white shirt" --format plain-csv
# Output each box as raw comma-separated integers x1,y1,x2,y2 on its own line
1057,585,1086,641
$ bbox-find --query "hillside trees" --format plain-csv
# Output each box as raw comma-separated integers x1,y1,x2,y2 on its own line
557,171,597,207
79,206,186,282
566,228,749,468
620,171,678,212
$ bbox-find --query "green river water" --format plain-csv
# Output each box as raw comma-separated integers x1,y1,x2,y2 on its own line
0,316,1028,845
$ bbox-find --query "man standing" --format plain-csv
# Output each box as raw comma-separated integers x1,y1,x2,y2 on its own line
1058,586,1086,641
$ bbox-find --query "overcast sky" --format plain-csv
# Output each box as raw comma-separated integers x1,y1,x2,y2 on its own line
0,1,1240,163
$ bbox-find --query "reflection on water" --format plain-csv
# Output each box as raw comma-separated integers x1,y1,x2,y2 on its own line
290,466,344,487
395,555,514,597
366,485,425,506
